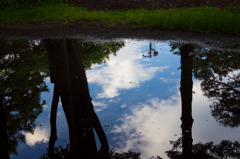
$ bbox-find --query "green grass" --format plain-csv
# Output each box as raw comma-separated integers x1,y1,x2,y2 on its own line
0,3,240,34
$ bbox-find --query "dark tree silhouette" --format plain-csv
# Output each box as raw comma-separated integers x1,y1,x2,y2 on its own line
179,44,194,158
170,43,195,157
41,144,163,159
170,41,240,127
0,39,49,158
44,39,124,159
165,137,240,159
0,99,9,159
192,51,240,127
170,43,240,159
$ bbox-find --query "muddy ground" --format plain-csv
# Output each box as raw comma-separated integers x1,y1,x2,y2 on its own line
1,22,239,52
0,0,240,52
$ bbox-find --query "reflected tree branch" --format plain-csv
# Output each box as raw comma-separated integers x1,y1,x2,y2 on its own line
49,84,59,159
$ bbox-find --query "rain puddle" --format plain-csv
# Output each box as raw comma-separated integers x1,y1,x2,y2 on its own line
1,38,240,159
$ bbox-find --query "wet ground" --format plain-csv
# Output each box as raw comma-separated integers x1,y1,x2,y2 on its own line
0,23,240,53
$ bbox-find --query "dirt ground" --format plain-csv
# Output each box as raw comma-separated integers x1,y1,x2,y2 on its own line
68,0,240,11
1,0,240,51
1,22,239,53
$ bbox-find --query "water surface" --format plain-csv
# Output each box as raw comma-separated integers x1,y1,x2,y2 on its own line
1,39,239,159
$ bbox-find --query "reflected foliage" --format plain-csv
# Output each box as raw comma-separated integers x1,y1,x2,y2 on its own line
41,144,71,159
79,41,125,70
192,51,240,128
0,39,49,155
169,42,204,54
170,42,240,128
165,137,240,159
41,144,162,159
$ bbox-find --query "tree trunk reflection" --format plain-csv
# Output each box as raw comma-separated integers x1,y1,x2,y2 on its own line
44,39,109,159
0,100,10,159
180,44,194,158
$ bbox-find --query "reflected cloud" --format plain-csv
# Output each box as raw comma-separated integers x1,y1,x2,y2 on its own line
23,127,49,147
158,77,178,83
110,81,240,158
111,96,181,158
44,77,51,83
121,104,127,108
42,104,49,111
87,42,168,98
92,101,108,112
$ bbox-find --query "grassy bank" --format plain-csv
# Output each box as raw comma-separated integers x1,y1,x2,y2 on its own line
0,3,240,34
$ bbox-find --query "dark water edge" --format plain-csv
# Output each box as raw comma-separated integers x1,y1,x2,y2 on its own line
0,23,240,52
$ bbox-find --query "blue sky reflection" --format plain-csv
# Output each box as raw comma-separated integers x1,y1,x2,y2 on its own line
12,40,240,159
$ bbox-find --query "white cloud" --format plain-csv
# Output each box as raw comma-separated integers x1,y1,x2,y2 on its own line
110,80,240,158
171,72,178,75
44,77,51,83
57,111,62,117
158,77,178,83
42,104,49,111
111,96,181,158
58,102,62,107
23,127,49,147
121,104,127,108
87,41,168,98
92,101,107,107
92,101,108,112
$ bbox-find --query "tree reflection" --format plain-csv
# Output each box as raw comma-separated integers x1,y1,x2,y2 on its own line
171,41,240,127
0,39,49,158
179,44,194,158
165,137,240,159
41,144,163,159
193,50,240,128
170,43,195,157
170,42,240,158
44,39,124,159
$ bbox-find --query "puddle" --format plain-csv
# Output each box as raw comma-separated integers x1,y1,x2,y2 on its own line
1,38,240,159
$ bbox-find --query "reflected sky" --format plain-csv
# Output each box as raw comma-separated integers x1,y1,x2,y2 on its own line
23,127,49,147
87,41,169,99
110,80,240,158
10,40,240,159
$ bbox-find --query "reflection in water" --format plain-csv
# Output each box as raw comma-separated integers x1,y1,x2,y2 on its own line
166,43,240,158
193,50,240,128
0,39,49,159
44,39,117,159
142,42,158,58
1,39,240,159
87,42,167,99
23,127,49,146
111,96,181,158
179,44,194,158
166,137,240,159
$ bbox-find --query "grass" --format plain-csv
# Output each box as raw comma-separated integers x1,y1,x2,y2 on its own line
0,3,240,34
